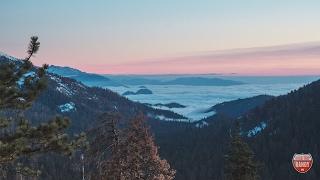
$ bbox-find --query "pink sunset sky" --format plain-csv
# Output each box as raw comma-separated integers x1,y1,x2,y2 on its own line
1,0,320,76
80,42,320,76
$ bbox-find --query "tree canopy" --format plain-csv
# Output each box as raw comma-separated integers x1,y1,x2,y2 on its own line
0,36,86,177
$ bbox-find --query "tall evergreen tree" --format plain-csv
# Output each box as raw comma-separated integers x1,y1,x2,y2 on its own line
87,112,121,180
105,114,176,180
0,36,86,177
224,122,259,180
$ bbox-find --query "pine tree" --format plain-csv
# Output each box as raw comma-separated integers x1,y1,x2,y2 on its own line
105,113,176,180
0,36,86,177
224,122,259,180
87,112,121,180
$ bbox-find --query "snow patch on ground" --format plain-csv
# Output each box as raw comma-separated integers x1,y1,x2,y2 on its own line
49,75,61,82
77,82,86,89
154,115,186,122
88,95,98,100
247,121,267,137
56,84,74,96
58,102,76,113
195,121,209,128
17,71,36,86
50,75,75,96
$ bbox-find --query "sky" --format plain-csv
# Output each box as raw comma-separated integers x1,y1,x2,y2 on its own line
1,0,320,75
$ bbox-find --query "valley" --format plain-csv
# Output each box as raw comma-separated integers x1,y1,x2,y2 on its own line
2,2,320,179
47,65,318,121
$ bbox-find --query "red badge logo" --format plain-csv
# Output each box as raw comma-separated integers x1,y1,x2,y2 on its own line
292,153,313,173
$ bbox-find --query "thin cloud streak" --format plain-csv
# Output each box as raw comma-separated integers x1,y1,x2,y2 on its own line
93,42,320,75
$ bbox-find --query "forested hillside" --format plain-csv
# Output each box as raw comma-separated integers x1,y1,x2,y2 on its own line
241,79,320,179
156,79,320,180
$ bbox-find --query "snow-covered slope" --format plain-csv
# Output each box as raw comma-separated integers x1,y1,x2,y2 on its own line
0,52,20,62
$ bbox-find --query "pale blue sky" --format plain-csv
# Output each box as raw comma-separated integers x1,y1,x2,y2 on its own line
1,0,320,74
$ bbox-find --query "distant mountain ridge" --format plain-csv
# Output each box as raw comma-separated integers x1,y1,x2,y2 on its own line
48,65,124,87
108,76,244,86
48,65,245,86
164,77,243,86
